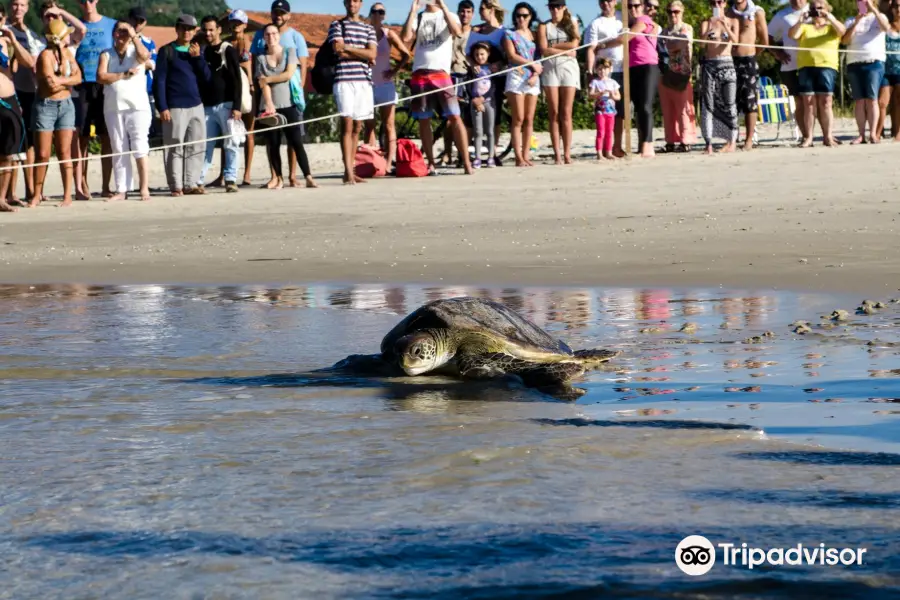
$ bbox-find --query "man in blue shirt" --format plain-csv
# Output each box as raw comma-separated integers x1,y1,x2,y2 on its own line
153,14,212,196
250,0,309,186
75,0,116,198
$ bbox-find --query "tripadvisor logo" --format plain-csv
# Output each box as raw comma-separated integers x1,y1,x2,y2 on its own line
675,536,868,575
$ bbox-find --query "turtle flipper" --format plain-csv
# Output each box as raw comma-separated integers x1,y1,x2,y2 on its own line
457,352,585,387
573,349,620,365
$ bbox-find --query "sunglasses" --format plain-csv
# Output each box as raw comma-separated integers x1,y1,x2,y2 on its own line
548,4,564,7
628,3,642,7
371,8,385,14
667,8,681,12
514,12,530,17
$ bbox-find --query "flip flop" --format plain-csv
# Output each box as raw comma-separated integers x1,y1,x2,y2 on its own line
256,112,287,128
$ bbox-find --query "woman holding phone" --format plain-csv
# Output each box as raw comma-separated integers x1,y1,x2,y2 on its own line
789,0,846,147
842,0,890,144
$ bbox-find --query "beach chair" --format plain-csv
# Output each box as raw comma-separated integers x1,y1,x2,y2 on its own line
752,76,799,145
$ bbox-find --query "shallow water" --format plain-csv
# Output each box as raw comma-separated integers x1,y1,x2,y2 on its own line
2,283,900,598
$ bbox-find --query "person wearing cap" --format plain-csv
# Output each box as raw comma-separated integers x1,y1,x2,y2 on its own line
75,0,117,199
153,14,212,196
537,0,581,165
227,9,257,186
250,0,309,188
31,17,81,207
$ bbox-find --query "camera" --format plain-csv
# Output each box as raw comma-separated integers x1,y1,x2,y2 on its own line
808,5,819,17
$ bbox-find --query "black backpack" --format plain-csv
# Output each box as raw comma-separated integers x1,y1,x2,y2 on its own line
310,18,347,95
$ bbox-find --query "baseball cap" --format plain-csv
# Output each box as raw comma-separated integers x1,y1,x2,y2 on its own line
175,13,198,27
127,6,147,21
271,0,290,13
228,8,249,23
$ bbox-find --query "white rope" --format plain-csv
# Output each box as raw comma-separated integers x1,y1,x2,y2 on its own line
3,22,894,173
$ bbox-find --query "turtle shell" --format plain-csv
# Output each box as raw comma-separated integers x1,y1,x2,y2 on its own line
380,297,573,358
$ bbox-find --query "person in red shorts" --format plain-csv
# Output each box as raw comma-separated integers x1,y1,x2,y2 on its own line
401,0,472,175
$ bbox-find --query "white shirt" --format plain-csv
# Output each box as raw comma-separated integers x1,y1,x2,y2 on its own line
584,14,623,73
768,5,806,72
844,13,886,64
101,45,150,113
411,10,461,73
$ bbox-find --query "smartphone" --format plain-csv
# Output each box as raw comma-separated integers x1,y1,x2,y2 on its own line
712,6,720,17
808,5,818,17
857,0,868,14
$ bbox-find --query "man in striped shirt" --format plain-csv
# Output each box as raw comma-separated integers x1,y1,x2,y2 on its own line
328,0,377,184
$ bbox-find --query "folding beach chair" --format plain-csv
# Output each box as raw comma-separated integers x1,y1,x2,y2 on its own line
751,76,800,145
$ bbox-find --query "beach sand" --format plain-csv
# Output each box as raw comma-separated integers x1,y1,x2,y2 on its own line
2,122,899,293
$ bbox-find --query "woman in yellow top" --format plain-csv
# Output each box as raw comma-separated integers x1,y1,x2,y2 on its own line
789,0,846,147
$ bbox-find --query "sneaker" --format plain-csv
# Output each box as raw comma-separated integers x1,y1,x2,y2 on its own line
493,156,503,167
485,158,496,168
472,158,482,169
185,186,206,195
225,181,238,193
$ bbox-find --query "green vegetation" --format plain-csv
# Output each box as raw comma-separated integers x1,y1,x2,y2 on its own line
23,0,229,32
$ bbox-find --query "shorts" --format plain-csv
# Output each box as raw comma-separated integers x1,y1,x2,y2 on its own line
780,70,800,96
15,91,35,149
505,68,540,96
0,95,25,157
798,66,837,95
612,71,624,116
408,70,460,119
883,73,900,87
734,55,759,114
75,81,108,137
372,81,397,106
541,58,581,89
847,60,885,100
33,96,76,132
334,80,375,121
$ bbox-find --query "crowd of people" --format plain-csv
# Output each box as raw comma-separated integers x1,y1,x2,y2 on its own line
0,0,898,211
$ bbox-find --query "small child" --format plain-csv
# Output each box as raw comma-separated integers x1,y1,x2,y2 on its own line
468,42,496,169
588,58,621,160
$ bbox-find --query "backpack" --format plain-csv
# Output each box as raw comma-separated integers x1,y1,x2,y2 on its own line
395,139,428,177
310,18,346,95
354,144,387,178
217,41,253,114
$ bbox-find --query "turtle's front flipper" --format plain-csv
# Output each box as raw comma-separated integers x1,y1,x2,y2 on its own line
573,348,620,365
318,354,403,377
457,352,585,387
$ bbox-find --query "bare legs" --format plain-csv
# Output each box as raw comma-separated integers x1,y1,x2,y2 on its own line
877,86,891,141
558,86,575,163
242,112,255,186
816,93,835,146
363,104,397,170
31,129,74,207
544,86,561,164
30,131,53,207
55,129,74,206
506,92,537,167
742,111,757,151
339,116,365,185
0,157,16,212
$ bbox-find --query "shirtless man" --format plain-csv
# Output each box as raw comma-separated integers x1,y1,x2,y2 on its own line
727,0,768,150
700,0,739,153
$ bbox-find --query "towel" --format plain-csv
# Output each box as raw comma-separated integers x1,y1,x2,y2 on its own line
731,0,759,21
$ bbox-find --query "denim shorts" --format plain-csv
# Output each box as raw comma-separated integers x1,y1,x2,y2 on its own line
797,67,838,95
847,61,885,100
882,73,900,87
33,96,76,132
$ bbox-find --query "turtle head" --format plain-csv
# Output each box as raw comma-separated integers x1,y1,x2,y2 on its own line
395,331,447,375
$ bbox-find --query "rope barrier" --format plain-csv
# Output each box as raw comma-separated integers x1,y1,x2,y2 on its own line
2,19,894,173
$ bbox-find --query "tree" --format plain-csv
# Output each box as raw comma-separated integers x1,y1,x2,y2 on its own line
24,0,229,33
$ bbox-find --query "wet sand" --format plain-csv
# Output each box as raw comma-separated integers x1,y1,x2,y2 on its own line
1,124,899,292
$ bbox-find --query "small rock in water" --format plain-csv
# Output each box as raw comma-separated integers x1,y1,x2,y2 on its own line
679,322,698,334
639,327,665,334
793,323,813,334
827,309,850,321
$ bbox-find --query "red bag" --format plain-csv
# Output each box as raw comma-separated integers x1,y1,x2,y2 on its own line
354,144,387,178
395,138,429,178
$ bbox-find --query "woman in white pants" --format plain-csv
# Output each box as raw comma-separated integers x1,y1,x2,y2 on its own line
96,21,151,201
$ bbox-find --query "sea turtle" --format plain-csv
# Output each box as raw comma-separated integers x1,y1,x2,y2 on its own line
332,297,619,389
